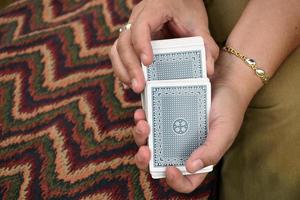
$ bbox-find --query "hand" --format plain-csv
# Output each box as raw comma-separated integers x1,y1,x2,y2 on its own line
109,0,219,93
133,53,260,193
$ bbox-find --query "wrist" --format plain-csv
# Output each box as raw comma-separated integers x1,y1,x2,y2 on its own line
212,51,263,106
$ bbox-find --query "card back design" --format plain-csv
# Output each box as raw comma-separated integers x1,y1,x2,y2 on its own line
147,51,203,81
151,85,208,167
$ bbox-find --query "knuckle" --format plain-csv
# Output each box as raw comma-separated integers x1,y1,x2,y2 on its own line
133,126,140,137
212,45,220,59
212,144,224,162
109,48,114,60
113,39,118,49
131,5,138,14
136,119,145,127
209,149,223,165
133,133,146,147
134,154,142,166
131,2,143,15
116,58,138,77
205,156,217,166
181,188,194,194
116,38,123,53
168,182,196,194
134,139,142,147
134,112,139,122
127,63,139,77
134,130,147,141
116,49,139,75
109,41,117,58
116,35,130,55
134,42,143,53
210,41,220,60
131,36,144,54
179,185,196,194
135,139,142,147
200,143,222,166
123,54,135,66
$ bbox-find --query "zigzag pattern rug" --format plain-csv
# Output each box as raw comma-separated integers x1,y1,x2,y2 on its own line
0,0,217,199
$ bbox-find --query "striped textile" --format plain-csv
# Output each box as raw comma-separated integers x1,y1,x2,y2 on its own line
0,0,218,199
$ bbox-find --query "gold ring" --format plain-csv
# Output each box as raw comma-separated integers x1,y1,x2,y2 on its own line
119,23,132,33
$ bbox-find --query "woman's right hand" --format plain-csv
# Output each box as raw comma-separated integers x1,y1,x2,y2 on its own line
109,0,219,193
109,0,219,93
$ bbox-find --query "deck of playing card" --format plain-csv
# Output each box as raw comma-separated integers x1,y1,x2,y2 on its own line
141,37,213,179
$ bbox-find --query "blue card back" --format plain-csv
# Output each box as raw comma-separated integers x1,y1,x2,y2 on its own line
147,51,203,81
151,85,208,167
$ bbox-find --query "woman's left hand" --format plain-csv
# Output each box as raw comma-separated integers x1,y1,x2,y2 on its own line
134,53,260,193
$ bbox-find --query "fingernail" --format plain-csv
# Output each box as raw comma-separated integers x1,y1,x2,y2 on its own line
141,54,148,65
191,159,204,172
131,79,138,91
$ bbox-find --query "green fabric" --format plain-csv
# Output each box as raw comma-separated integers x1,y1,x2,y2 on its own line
0,0,13,8
206,0,248,45
220,49,300,199
206,0,300,199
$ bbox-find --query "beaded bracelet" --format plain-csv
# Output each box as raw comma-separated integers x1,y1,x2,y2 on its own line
223,46,270,84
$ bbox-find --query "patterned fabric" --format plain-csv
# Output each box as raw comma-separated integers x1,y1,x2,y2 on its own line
0,0,217,199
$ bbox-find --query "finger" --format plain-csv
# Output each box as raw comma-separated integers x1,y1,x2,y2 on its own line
185,122,234,173
128,1,170,40
114,1,145,91
133,120,150,146
109,40,131,85
204,36,219,76
205,46,215,77
131,3,171,65
135,146,151,170
117,30,145,93
165,167,207,193
134,109,146,123
128,1,145,23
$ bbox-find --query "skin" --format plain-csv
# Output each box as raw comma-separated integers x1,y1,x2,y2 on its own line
110,0,219,93
110,0,300,193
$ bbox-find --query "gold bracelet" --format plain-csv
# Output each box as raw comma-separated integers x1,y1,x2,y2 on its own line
222,46,270,84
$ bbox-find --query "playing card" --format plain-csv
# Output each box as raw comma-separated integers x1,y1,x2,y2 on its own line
140,36,213,179
142,36,207,81
150,165,213,179
141,85,148,117
146,79,211,174
141,36,207,121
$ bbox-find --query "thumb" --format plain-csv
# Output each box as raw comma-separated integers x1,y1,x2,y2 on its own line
203,35,219,77
189,30,219,77
185,140,223,173
185,122,235,173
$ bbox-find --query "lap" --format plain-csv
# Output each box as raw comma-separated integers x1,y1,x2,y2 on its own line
206,0,300,199
220,47,300,200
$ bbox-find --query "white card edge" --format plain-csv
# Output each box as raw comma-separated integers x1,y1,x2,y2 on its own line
150,165,214,179
151,36,204,49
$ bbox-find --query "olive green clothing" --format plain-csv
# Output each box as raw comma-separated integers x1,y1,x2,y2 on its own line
0,0,13,9
206,0,300,199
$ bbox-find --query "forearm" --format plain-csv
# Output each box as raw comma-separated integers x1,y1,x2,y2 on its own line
215,0,300,104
